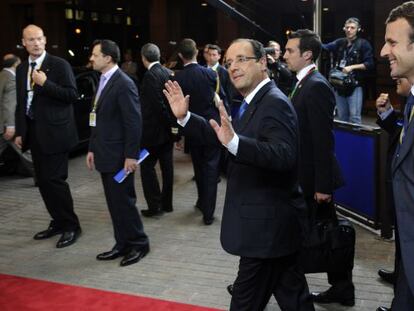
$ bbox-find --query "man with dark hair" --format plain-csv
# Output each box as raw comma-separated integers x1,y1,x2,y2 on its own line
174,38,221,225
284,29,353,306
323,17,374,124
378,2,414,309
87,39,149,266
164,38,314,311
139,43,174,217
14,24,81,248
375,77,411,311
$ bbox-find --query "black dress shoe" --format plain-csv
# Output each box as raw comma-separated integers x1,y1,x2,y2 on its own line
97,248,124,260
377,307,391,311
33,225,62,240
163,207,173,213
378,269,396,285
227,284,233,296
120,245,149,267
141,209,164,217
56,228,81,248
311,289,355,306
203,217,215,225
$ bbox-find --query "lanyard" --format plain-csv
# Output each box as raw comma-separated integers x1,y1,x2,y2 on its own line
289,67,317,99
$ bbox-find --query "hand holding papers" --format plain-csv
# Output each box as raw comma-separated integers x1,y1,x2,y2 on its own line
113,149,149,183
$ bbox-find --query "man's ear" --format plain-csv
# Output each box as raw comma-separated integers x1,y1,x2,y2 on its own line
303,50,313,62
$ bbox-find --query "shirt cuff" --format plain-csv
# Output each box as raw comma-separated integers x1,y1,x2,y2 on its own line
177,111,191,127
379,107,393,120
226,134,239,155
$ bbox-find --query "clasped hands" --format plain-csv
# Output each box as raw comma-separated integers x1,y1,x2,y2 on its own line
163,80,235,145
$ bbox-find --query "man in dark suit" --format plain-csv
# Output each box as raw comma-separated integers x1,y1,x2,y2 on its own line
284,29,353,306
375,78,410,311
378,3,414,308
87,39,149,267
139,43,174,217
164,38,314,311
14,24,81,248
174,38,221,225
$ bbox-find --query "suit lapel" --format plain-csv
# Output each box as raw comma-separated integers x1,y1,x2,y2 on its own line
96,69,121,112
393,119,414,171
234,81,273,132
291,70,315,102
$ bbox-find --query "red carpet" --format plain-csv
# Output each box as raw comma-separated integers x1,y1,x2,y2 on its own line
0,273,223,311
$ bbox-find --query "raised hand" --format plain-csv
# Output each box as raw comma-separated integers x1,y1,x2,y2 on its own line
163,80,189,120
376,93,391,114
209,101,235,145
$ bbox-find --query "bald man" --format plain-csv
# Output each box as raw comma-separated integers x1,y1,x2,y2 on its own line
14,24,81,248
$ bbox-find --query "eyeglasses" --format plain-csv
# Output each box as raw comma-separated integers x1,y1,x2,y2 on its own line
224,55,259,69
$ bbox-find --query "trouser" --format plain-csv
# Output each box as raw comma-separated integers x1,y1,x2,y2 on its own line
335,86,363,124
190,144,220,221
230,253,315,311
28,120,79,231
101,172,149,251
140,142,174,212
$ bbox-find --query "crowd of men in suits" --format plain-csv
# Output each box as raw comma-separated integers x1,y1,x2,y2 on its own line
1,1,414,310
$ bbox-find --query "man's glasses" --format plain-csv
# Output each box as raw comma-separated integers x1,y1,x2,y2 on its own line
224,55,259,69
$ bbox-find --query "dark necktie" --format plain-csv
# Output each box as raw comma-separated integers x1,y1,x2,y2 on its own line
26,62,37,119
237,100,248,120
400,95,414,144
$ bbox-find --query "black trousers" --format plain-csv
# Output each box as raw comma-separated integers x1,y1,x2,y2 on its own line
28,120,80,231
101,172,148,251
140,142,173,212
392,258,414,310
305,197,354,296
230,253,315,311
189,144,220,221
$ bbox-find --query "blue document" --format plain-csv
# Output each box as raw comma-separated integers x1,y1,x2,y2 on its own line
113,149,150,183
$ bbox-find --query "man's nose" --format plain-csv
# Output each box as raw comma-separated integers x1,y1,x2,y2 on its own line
380,44,388,58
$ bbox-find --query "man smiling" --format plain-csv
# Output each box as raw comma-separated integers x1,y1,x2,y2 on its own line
377,2,414,310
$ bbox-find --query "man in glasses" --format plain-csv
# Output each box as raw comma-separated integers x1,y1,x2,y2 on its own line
164,38,313,311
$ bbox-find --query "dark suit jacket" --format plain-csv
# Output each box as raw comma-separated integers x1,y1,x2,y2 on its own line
381,102,414,295
174,63,219,123
140,63,173,148
183,81,305,259
15,53,78,153
88,69,141,173
291,70,343,197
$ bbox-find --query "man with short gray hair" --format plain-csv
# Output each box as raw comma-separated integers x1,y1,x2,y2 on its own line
139,43,175,217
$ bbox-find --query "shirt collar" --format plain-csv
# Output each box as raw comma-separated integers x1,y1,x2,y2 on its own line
210,63,219,71
28,51,46,68
148,61,160,70
296,63,316,83
3,68,15,76
102,64,119,81
244,78,271,104
411,85,414,97
184,61,197,67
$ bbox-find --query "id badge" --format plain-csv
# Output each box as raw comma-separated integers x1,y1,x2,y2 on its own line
89,112,96,127
339,59,347,68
